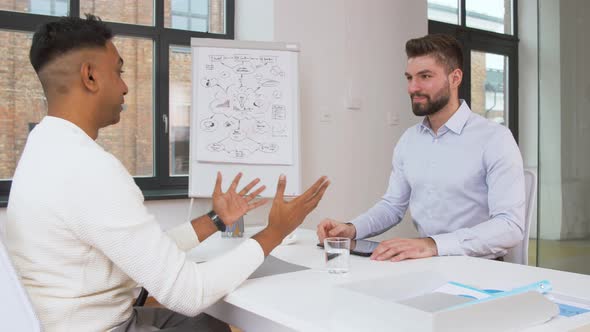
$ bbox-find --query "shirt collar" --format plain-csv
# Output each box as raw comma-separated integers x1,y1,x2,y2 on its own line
418,99,472,135
444,100,472,135
42,116,95,142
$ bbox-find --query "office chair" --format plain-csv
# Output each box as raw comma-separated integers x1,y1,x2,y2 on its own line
0,239,42,332
505,168,537,265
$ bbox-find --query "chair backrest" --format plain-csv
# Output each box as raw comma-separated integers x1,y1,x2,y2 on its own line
0,239,42,332
505,168,537,265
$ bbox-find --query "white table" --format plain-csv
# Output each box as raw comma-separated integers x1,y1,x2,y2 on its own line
187,228,590,332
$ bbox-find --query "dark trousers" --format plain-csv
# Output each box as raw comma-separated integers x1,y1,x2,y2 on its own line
113,307,231,332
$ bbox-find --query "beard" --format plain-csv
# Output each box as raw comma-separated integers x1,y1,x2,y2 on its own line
410,83,451,117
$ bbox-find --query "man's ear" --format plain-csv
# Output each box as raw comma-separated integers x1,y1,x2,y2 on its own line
80,62,99,92
450,68,463,88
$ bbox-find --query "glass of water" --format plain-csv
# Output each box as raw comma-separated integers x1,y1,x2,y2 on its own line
324,237,351,274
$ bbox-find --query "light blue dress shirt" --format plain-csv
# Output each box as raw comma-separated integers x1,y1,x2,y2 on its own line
350,101,525,258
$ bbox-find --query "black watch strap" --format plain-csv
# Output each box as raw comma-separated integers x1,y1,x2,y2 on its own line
207,210,226,232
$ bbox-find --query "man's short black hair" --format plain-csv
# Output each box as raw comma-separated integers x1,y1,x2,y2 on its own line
405,34,464,73
29,14,113,73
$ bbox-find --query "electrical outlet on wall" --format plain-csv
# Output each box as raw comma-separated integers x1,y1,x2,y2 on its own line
319,107,333,124
345,80,362,111
320,112,333,124
346,95,362,110
387,111,399,126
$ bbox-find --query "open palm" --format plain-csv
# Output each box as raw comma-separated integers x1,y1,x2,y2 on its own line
212,172,268,225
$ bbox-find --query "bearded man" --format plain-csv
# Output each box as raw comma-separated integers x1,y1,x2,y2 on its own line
317,34,525,262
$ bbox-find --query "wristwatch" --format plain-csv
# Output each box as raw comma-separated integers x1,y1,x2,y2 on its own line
207,210,226,232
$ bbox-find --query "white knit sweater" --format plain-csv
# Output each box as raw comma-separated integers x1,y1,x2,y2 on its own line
5,116,264,332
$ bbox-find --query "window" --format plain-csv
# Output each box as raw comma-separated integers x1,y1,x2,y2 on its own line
80,0,153,26
466,0,513,35
428,0,519,141
169,0,208,32
0,0,235,205
0,31,45,181
31,0,68,16
166,0,226,34
98,36,154,177
471,51,508,125
169,45,192,176
1,0,68,16
427,0,459,25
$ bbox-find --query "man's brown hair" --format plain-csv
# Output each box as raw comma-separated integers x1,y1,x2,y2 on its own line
405,34,463,73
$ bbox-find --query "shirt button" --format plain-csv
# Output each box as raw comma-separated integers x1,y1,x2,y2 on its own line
434,138,439,143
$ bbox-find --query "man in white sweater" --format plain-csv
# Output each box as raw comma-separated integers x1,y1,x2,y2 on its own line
5,15,330,332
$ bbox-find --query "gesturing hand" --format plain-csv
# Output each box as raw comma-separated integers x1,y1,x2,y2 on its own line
267,175,330,239
212,172,268,225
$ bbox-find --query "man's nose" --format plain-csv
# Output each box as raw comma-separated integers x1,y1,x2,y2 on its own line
408,80,420,95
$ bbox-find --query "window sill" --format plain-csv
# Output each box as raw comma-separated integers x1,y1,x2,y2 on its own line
143,188,189,201
0,189,190,209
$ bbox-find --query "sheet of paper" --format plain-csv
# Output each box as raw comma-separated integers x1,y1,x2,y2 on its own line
548,292,590,317
194,47,295,165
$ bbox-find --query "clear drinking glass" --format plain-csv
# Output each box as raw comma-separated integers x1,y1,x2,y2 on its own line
324,237,351,274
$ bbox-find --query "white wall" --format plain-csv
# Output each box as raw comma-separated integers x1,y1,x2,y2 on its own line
558,0,590,239
1,0,426,241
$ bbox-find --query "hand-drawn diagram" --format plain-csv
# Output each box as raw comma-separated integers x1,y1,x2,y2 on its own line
194,47,294,165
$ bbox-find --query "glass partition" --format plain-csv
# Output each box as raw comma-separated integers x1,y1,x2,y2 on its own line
537,0,590,275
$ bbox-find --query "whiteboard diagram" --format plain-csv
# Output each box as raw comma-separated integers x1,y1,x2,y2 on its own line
194,47,294,165
189,39,301,198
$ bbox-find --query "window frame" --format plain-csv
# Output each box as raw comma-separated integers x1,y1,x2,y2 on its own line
428,0,519,142
0,0,235,206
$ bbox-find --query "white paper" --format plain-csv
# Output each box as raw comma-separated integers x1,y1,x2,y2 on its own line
194,47,294,165
547,292,590,318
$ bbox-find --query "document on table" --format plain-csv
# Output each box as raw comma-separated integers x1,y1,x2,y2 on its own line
434,280,590,318
547,292,590,317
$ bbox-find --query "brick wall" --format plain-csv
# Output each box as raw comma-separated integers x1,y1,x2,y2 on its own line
470,51,486,117
0,30,45,179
